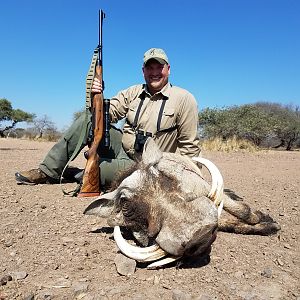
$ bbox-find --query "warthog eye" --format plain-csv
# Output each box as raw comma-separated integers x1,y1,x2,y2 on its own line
120,195,128,202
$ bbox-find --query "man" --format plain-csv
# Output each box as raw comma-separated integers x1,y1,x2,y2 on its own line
15,48,200,188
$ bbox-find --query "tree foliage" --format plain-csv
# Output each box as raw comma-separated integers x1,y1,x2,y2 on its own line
254,102,300,150
33,115,56,139
199,102,300,150
0,98,13,121
0,98,35,137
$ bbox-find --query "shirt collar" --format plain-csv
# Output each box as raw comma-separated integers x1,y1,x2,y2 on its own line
140,83,171,100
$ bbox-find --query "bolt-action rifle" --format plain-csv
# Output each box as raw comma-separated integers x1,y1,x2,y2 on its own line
78,9,110,197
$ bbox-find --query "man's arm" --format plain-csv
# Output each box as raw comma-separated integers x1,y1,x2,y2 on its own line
176,92,201,158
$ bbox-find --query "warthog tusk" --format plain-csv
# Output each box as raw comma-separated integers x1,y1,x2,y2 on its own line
114,226,168,262
147,255,182,269
192,156,224,217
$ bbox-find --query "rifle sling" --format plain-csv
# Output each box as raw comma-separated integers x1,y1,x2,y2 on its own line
60,48,98,196
86,48,99,108
127,92,178,135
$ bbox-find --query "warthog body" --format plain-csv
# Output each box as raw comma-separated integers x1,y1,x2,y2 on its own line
84,139,280,266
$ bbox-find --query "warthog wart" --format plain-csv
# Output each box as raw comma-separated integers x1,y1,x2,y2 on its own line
84,139,280,268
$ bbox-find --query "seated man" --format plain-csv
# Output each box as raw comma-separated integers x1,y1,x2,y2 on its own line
15,48,200,189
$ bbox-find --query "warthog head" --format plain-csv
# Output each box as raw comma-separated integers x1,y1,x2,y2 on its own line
84,139,224,267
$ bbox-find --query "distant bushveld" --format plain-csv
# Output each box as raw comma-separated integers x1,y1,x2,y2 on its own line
1,98,299,151
199,102,300,151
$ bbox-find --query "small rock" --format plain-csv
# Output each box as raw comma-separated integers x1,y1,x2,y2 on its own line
172,289,192,300
72,281,89,298
78,278,89,282
52,264,60,270
91,249,99,255
261,267,272,278
114,253,136,276
131,294,144,300
0,274,12,286
229,284,237,291
62,237,74,245
276,258,284,266
153,275,160,285
234,270,244,278
16,258,24,265
37,290,53,300
242,292,259,300
23,293,35,300
52,278,71,288
4,240,13,247
197,295,213,300
11,271,28,280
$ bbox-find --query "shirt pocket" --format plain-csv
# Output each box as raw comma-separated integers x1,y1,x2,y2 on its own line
158,108,176,131
127,100,141,126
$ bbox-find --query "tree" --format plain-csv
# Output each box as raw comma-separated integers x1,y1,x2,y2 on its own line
232,105,277,146
0,98,13,121
0,98,35,137
33,115,55,139
198,107,235,139
254,102,300,150
199,105,275,145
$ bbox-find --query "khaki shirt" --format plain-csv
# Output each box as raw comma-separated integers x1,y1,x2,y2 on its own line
109,83,200,159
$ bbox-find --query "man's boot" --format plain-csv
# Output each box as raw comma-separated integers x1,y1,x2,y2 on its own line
15,169,57,185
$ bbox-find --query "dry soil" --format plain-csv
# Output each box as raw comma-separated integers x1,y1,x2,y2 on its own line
0,138,299,300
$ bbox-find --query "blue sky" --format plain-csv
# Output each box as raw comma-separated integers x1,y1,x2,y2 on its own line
0,0,299,130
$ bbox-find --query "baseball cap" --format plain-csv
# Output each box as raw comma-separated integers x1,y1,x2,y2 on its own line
143,48,169,65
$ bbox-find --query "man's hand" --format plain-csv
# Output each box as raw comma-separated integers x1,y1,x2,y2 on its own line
92,77,103,93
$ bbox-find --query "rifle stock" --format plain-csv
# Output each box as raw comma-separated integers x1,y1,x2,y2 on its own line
78,66,104,197
78,10,105,198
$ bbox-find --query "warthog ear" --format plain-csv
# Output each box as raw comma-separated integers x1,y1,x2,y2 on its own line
142,138,163,165
83,197,115,218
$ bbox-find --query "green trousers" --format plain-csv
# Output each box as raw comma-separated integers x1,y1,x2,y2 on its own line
39,112,133,187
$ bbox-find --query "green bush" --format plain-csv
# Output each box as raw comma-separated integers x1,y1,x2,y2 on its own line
199,102,300,150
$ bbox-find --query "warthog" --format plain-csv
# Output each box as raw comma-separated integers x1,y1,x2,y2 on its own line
84,139,280,268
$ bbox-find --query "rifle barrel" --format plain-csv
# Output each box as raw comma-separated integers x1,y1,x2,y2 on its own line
98,9,105,65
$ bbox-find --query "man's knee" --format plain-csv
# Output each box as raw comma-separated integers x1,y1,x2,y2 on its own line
100,158,133,187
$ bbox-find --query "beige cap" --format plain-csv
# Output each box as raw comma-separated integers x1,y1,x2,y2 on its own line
143,48,169,65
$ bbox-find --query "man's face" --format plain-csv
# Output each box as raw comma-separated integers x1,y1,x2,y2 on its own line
143,59,170,95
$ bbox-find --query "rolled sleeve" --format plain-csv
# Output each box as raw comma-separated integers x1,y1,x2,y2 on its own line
109,85,144,124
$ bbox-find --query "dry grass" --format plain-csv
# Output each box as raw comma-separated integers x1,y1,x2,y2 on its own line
22,134,61,142
201,136,258,152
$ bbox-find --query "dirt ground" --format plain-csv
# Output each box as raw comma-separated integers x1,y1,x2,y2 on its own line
0,138,299,300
